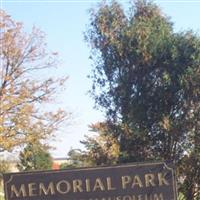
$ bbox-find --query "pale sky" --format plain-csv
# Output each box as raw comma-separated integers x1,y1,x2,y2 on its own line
2,0,200,158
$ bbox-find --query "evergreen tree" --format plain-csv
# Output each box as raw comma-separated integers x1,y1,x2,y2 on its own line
17,142,53,171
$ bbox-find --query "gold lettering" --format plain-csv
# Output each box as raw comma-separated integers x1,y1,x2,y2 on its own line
39,182,55,195
132,195,136,200
123,195,132,200
56,180,71,194
138,195,143,200
158,173,169,186
85,179,91,192
145,174,156,187
28,183,37,196
93,178,105,191
132,175,143,188
10,184,27,198
106,177,116,191
73,179,83,193
154,193,164,200
121,176,131,189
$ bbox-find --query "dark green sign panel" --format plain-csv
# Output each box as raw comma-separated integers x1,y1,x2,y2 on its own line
4,162,177,200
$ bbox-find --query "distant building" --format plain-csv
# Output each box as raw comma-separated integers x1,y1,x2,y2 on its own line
52,158,68,170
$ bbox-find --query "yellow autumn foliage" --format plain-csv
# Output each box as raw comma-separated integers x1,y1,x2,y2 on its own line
0,10,70,152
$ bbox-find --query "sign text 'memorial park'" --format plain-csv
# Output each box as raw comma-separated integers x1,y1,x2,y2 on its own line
3,162,177,200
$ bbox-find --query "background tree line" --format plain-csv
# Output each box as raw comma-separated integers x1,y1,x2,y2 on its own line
63,1,200,199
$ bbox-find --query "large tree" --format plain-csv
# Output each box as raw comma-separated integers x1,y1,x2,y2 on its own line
85,0,200,199
0,10,70,152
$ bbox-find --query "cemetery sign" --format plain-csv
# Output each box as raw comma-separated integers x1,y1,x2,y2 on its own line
3,162,177,200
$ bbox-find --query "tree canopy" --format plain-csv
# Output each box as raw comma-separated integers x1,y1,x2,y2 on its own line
85,0,200,199
0,10,71,152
